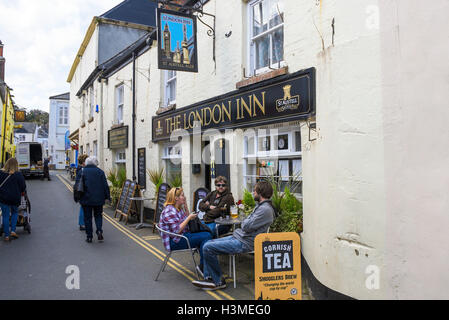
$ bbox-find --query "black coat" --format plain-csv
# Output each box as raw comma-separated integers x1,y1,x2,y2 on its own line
75,165,110,206
0,171,27,206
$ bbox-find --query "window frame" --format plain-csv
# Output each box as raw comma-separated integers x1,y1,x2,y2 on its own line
164,70,177,106
116,84,124,124
247,0,285,76
115,148,126,164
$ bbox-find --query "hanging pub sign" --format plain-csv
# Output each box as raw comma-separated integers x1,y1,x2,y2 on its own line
14,110,26,122
152,68,316,141
157,8,198,73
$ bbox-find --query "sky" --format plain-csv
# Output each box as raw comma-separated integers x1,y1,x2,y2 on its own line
0,0,123,113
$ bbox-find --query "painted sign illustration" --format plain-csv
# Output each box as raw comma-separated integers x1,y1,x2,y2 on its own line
157,8,198,73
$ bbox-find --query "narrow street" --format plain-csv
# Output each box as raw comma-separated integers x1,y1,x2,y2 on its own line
0,171,250,300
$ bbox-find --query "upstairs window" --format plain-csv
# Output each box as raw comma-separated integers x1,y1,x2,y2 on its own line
249,0,284,74
164,70,177,106
58,103,68,125
89,87,95,119
116,84,124,124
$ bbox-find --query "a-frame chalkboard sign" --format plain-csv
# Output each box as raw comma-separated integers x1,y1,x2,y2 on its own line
114,179,140,225
152,183,170,233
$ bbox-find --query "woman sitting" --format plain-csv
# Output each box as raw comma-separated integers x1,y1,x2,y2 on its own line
159,187,213,278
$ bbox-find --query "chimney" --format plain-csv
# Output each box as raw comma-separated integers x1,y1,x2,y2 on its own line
0,40,5,83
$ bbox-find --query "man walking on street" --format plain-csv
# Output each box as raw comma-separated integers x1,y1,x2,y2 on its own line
192,180,275,290
74,156,110,243
43,157,51,181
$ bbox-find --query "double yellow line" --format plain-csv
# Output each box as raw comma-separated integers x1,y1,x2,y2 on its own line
56,174,234,301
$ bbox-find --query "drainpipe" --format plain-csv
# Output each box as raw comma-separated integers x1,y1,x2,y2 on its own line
132,51,137,182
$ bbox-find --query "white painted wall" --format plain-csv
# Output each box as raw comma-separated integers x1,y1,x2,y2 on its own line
66,0,449,299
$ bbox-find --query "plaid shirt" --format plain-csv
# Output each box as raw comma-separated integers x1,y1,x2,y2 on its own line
159,205,189,251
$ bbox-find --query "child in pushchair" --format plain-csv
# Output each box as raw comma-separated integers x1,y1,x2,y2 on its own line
0,192,31,236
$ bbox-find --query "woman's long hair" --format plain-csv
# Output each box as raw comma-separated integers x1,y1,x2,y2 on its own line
2,158,19,175
164,187,183,208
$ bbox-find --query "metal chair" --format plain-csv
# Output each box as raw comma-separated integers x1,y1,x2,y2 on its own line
154,224,201,281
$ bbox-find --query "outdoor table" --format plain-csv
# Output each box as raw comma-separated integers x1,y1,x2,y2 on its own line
214,216,243,238
130,197,155,230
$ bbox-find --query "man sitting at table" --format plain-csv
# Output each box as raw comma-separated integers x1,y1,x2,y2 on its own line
198,176,235,236
192,180,275,291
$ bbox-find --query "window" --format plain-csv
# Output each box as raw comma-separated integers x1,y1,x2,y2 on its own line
243,128,302,194
249,0,284,74
115,149,126,163
93,140,98,157
162,143,182,182
82,95,87,123
89,87,95,119
164,70,177,106
58,103,68,125
116,84,124,124
86,143,90,156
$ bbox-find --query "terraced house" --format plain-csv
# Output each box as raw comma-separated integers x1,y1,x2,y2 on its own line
68,0,449,299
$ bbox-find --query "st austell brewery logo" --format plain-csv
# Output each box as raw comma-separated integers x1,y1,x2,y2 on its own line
276,85,300,112
155,121,163,136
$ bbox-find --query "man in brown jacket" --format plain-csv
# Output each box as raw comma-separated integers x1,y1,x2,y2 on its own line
199,176,235,236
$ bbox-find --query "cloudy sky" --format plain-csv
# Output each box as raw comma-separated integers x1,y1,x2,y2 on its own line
0,0,124,112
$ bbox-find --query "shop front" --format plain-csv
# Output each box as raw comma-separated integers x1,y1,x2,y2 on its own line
152,68,315,202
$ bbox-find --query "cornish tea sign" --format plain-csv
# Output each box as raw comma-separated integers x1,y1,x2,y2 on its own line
255,232,301,300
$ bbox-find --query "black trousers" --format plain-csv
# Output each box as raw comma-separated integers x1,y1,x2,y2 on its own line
82,205,103,239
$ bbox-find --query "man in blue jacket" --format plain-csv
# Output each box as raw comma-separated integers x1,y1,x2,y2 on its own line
75,156,110,243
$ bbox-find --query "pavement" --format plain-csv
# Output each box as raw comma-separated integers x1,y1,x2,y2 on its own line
0,170,256,300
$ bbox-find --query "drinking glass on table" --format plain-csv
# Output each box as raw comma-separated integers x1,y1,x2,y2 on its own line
230,205,238,219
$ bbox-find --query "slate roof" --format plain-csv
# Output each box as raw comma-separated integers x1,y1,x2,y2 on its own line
100,0,158,28
14,122,36,134
49,92,70,100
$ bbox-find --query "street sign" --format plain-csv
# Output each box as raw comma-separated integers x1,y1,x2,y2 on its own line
254,232,301,300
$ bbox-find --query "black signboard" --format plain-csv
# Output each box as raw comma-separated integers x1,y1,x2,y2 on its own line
157,8,198,73
153,183,171,231
152,68,316,141
117,180,131,212
114,179,139,224
137,148,146,189
108,126,129,149
262,240,294,273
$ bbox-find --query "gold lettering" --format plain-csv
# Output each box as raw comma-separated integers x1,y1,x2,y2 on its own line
253,92,266,116
165,118,172,133
212,104,222,124
236,99,241,120
188,111,196,129
204,107,212,126
183,113,187,129
222,102,232,122
195,110,203,126
241,96,253,119
175,115,181,130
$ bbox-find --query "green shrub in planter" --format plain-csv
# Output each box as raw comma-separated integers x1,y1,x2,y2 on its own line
242,188,256,216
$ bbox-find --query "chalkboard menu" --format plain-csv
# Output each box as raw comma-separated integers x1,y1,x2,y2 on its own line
117,180,131,212
114,179,140,224
108,126,129,149
137,148,146,189
153,183,170,232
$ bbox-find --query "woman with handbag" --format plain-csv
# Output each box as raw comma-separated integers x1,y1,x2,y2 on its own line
159,187,213,278
0,158,27,242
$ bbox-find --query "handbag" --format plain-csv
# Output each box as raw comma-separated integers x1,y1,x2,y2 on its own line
73,169,85,203
188,216,213,235
0,174,11,190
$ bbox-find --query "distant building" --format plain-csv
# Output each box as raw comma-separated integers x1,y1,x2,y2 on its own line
14,122,37,144
48,92,69,169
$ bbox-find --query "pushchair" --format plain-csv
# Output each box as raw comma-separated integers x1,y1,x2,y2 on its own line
0,192,31,236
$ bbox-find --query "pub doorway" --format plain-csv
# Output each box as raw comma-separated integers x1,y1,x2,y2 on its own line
214,138,230,185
